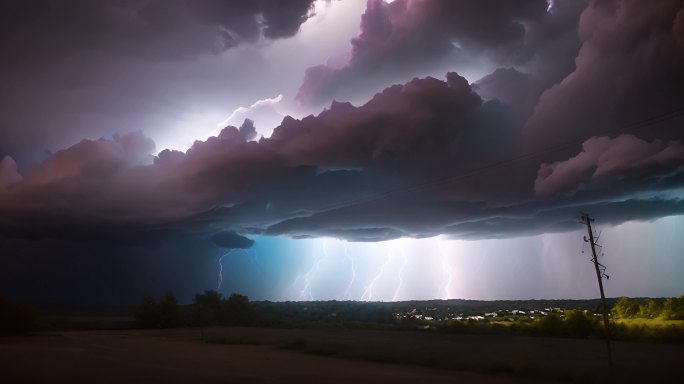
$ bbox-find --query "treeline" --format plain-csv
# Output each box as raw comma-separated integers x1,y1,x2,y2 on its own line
435,309,684,342
439,310,604,339
133,291,254,328
611,295,684,320
132,291,396,329
252,300,395,327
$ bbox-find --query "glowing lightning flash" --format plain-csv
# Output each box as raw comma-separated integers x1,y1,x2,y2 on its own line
342,242,357,300
438,240,453,300
216,249,237,292
361,243,392,301
391,243,408,302
297,240,332,300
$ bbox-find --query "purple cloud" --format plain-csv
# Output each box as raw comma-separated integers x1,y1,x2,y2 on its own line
1,0,683,246
535,135,684,196
295,0,584,108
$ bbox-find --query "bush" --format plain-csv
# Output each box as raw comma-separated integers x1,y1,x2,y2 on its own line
132,292,181,328
562,310,599,338
612,297,640,318
222,293,255,326
639,299,663,319
536,312,563,337
662,295,684,320
191,291,256,326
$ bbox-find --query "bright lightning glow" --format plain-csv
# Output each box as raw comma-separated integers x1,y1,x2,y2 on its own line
342,242,357,300
361,244,392,301
438,240,454,300
216,249,237,292
392,241,408,301
212,219,684,302
296,240,332,300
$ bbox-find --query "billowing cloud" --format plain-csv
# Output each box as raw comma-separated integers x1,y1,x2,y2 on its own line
219,95,285,139
1,0,683,248
0,0,321,168
3,0,684,307
522,0,684,150
211,232,255,249
535,135,684,196
295,0,586,108
3,63,684,247
0,156,22,188
0,0,316,66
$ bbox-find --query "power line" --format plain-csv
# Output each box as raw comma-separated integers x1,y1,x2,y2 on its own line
581,213,613,367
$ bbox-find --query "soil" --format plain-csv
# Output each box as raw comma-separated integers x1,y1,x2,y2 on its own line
1,327,681,383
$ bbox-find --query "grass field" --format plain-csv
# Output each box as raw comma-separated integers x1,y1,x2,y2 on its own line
2,326,683,383
615,318,684,326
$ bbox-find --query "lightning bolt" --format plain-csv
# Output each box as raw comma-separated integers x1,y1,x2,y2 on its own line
342,242,357,300
438,240,453,300
391,243,408,302
216,249,237,292
297,240,331,300
361,243,392,301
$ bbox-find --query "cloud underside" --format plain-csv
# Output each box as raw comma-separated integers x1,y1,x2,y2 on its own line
0,0,317,66
1,0,684,245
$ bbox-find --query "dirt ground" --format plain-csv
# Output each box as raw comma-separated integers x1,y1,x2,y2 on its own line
1,327,682,383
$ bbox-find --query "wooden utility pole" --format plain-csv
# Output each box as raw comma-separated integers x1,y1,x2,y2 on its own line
581,213,613,367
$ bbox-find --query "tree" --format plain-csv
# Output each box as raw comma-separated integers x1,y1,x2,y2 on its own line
133,292,181,328
192,290,224,326
537,312,563,337
222,293,255,326
133,296,160,328
563,310,598,338
639,299,662,319
662,295,684,320
158,292,181,327
612,297,639,318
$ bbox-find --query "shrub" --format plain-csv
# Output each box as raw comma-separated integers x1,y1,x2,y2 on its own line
132,292,181,328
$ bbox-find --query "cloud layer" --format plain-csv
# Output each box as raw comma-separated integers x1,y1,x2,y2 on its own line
1,0,316,66
296,0,585,108
1,0,683,248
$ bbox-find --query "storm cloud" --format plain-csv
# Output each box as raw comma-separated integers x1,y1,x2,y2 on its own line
2,75,684,246
296,0,586,108
2,0,684,305
1,0,683,247
0,0,316,65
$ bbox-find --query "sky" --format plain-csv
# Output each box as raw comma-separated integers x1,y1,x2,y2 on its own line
1,0,683,305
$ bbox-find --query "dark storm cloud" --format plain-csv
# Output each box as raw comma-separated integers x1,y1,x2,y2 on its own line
0,72,517,244
296,0,586,108
535,135,684,197
0,0,316,167
0,0,316,65
211,232,255,249
1,0,683,248
522,0,684,150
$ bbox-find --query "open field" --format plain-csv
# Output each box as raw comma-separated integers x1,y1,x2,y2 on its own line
2,327,682,383
615,318,684,327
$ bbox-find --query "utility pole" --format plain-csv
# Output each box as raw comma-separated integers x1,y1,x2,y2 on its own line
581,213,613,367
